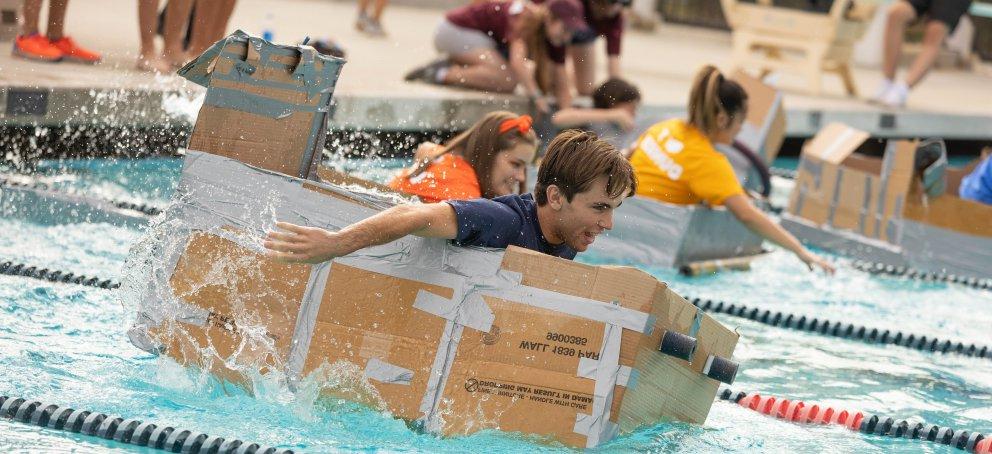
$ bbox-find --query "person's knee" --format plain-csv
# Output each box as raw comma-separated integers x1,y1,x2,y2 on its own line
922,21,949,46
576,84,595,97
887,1,915,25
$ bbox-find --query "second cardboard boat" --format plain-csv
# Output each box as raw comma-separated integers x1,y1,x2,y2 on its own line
123,31,741,448
586,71,786,274
782,123,992,280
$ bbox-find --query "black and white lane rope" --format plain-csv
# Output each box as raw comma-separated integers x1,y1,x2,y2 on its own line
688,297,991,360
0,260,120,290
717,388,991,453
0,395,294,454
0,176,162,217
851,260,992,291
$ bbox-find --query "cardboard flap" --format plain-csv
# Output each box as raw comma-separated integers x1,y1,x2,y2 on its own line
802,123,870,165
732,70,786,163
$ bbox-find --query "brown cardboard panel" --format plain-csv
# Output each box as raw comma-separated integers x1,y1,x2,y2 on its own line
303,262,451,419
830,168,870,230
617,288,737,430
903,195,992,238
188,106,313,175
862,174,882,238
440,361,594,446
156,232,310,384
802,123,870,165
732,70,786,161
798,161,840,225
316,166,397,194
840,154,883,176
301,181,379,210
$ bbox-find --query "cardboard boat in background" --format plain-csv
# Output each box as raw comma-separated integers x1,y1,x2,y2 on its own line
782,123,992,280
123,32,741,448
588,71,786,274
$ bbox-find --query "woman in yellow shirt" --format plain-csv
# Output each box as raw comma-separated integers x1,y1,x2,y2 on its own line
629,65,834,273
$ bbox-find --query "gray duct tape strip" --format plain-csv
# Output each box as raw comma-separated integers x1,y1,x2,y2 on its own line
419,320,464,432
285,260,332,384
858,176,873,234
364,357,414,386
573,322,624,447
885,195,904,242
413,290,495,333
826,167,844,227
203,86,329,119
336,256,652,335
800,157,823,188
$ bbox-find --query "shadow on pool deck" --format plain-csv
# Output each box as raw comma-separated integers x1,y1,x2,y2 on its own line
1,0,991,140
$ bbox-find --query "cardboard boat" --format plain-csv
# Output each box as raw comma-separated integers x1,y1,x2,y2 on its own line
588,71,785,273
782,123,992,280
123,32,740,448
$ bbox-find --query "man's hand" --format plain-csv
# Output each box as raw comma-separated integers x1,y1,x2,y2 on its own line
611,108,635,131
264,222,346,264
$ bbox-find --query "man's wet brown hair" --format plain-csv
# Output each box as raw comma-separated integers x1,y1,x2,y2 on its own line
534,130,637,205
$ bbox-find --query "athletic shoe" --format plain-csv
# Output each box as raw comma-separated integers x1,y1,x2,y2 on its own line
404,59,449,83
868,79,893,104
50,36,101,64
362,19,386,37
12,34,62,62
879,81,908,109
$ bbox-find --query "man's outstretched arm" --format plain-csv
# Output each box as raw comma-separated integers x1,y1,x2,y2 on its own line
264,203,458,264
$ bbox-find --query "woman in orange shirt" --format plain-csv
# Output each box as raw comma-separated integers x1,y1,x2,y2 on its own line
390,111,538,203
628,66,834,274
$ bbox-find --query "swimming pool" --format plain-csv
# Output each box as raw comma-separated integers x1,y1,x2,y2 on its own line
2,156,990,452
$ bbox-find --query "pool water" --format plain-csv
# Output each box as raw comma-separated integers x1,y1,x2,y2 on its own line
1,156,990,453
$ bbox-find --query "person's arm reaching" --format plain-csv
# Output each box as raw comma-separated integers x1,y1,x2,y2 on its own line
508,39,549,113
553,63,572,111
264,203,458,264
552,106,634,130
723,195,835,274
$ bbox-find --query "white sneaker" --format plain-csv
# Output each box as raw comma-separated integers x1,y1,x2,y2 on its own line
879,82,909,109
869,79,894,104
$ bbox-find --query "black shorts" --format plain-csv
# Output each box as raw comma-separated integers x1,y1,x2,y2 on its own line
905,0,973,30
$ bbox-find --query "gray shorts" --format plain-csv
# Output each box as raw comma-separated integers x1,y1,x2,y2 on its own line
434,19,497,56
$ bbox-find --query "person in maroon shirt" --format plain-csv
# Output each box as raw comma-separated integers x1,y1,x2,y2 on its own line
532,0,628,96
405,0,589,113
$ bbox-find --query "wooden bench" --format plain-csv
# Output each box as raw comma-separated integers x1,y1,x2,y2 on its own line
720,0,876,96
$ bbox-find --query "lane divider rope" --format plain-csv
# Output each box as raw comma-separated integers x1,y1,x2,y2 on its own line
688,296,991,360
0,176,162,216
851,260,992,292
0,395,294,454
0,260,120,290
717,388,991,453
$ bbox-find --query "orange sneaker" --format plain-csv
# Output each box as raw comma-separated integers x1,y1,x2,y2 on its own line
13,34,63,62
50,36,101,64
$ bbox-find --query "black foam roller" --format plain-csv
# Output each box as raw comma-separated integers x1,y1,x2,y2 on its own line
703,355,738,385
29,404,58,427
658,331,697,361
113,418,143,443
47,407,74,430
80,412,107,436
131,422,158,446
164,428,192,452
13,400,41,422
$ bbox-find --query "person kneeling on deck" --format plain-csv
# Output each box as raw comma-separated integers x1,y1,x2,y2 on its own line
629,65,835,274
389,111,538,202
264,130,635,263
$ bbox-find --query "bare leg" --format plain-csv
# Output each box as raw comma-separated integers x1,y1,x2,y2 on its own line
904,20,948,88
209,0,237,43
882,1,917,81
163,0,194,66
371,0,388,22
45,0,68,40
445,49,516,93
21,0,42,36
570,42,596,96
607,55,621,79
137,0,170,71
357,0,370,16
186,0,220,57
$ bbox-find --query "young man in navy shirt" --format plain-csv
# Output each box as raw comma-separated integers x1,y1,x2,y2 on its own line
264,130,636,263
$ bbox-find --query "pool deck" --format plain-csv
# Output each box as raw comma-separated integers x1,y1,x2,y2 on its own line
1,0,992,139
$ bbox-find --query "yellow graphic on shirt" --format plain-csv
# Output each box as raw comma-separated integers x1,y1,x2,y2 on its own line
629,118,744,206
